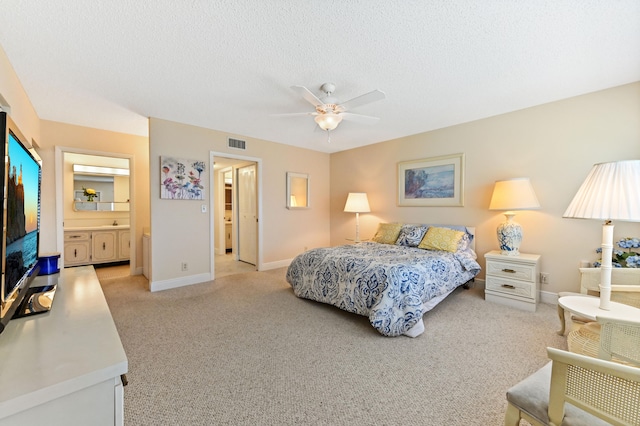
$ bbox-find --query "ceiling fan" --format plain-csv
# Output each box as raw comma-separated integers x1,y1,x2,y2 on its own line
278,83,386,135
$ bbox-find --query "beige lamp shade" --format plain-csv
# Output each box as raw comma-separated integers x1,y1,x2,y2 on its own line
489,178,541,211
344,192,371,213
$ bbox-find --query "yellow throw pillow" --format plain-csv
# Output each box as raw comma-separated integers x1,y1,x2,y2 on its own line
418,227,465,252
372,223,403,244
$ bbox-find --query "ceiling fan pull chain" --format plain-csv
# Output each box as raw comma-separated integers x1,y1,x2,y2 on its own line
326,129,331,143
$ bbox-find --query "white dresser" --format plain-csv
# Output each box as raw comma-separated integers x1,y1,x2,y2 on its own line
484,250,541,312
0,266,127,425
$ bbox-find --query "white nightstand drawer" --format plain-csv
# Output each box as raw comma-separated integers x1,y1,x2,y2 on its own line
486,276,535,299
486,260,536,282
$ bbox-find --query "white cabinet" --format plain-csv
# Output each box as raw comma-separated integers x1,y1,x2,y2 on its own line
92,231,118,263
118,230,130,260
0,267,127,425
64,227,131,267
225,223,232,251
64,231,91,266
484,250,540,312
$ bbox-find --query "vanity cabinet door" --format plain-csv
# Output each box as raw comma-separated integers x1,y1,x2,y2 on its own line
92,231,117,263
118,230,131,260
64,232,91,266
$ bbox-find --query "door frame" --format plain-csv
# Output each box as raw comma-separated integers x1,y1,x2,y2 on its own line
209,151,262,278
54,146,136,274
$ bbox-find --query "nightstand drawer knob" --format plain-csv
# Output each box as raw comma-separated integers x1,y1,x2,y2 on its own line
502,268,517,273
501,284,516,289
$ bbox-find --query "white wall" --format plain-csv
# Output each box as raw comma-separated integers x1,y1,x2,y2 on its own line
330,82,640,298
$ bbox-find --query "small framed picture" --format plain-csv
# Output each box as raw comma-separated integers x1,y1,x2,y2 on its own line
398,153,464,207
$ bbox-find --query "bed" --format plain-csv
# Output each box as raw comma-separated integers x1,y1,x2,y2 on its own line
285,224,481,337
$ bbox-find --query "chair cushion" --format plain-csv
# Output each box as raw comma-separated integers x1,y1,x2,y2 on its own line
506,362,610,426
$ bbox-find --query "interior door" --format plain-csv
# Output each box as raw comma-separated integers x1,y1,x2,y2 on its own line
237,164,257,265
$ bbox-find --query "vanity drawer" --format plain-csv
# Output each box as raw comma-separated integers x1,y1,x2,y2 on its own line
64,232,91,241
486,260,536,282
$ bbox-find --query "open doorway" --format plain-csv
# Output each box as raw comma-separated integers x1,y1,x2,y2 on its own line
55,147,135,277
211,152,261,279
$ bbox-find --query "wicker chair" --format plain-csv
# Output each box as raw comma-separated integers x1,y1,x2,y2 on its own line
505,347,640,425
568,315,640,367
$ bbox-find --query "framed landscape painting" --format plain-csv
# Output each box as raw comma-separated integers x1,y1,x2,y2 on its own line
398,153,464,206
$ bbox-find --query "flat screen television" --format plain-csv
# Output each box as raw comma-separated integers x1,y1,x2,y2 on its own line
0,112,48,335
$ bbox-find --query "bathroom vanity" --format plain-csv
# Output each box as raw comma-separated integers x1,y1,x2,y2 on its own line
64,226,130,267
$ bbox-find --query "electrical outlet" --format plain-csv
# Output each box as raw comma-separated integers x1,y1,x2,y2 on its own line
181,262,188,271
540,272,549,284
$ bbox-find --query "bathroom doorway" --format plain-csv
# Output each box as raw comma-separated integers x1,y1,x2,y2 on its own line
56,147,135,276
211,152,261,279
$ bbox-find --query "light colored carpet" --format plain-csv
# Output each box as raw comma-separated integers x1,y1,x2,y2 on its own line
99,269,566,425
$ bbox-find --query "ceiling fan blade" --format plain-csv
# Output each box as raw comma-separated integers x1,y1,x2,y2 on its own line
291,86,325,107
340,112,380,125
339,89,386,111
271,112,318,118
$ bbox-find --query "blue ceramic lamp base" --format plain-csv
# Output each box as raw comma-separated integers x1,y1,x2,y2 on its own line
497,213,523,256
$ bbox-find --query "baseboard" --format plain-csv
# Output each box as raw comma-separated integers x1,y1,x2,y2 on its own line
150,272,212,292
539,290,558,305
260,259,293,271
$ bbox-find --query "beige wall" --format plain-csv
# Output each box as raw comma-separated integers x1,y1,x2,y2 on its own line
330,82,640,297
149,118,330,290
39,120,150,272
0,45,40,144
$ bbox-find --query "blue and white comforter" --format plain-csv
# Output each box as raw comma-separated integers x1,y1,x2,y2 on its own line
286,242,481,337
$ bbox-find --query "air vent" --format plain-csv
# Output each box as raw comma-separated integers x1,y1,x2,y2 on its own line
228,138,246,150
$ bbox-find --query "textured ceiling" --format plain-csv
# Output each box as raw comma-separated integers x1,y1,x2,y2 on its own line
1,1,639,153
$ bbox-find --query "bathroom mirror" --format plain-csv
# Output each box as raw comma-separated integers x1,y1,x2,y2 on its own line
72,162,130,212
286,172,309,209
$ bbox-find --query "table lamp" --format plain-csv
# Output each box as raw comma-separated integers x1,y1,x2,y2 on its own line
563,159,640,310
489,178,541,256
344,192,370,242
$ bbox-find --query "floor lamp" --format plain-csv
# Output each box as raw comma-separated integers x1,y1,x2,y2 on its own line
344,193,370,242
563,160,640,310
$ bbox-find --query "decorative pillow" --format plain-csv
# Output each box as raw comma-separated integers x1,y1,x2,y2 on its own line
395,224,428,247
372,223,403,244
418,226,465,252
457,231,474,252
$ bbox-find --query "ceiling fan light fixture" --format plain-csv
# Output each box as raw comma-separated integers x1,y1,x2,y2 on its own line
314,112,342,131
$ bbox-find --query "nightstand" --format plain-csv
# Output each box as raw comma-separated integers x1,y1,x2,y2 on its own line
484,250,541,312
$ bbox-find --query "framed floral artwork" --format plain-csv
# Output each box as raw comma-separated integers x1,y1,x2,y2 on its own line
397,153,464,207
160,156,206,200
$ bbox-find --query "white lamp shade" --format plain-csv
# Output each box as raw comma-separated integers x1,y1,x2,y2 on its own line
489,178,541,211
344,192,370,213
563,160,640,221
314,113,343,131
